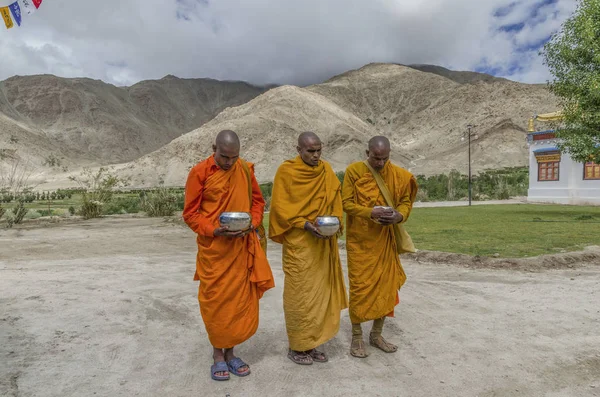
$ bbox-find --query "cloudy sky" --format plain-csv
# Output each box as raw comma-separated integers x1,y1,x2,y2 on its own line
0,0,577,87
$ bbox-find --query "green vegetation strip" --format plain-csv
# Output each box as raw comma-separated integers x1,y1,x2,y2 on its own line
264,205,600,258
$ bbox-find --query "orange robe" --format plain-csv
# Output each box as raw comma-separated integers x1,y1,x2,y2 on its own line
183,155,275,348
342,161,417,324
269,156,348,351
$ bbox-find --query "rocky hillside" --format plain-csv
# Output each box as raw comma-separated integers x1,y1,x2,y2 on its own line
111,63,559,187
0,74,271,167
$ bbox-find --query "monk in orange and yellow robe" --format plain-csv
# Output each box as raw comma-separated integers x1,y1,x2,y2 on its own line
269,132,348,365
183,130,274,380
342,136,418,358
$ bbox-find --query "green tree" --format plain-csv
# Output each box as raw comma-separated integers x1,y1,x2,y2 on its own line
541,0,600,163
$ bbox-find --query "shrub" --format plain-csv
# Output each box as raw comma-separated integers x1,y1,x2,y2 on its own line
25,210,42,219
4,200,28,228
68,206,76,216
141,188,177,217
68,167,128,220
102,196,141,215
80,200,103,219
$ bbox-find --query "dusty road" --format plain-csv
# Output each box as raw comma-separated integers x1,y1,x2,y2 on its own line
1,217,599,397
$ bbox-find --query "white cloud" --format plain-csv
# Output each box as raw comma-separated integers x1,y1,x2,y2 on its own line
0,0,578,86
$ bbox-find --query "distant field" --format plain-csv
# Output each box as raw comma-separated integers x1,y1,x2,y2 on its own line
263,204,600,258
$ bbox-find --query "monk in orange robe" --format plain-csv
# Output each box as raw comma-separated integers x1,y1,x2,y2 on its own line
269,131,348,365
183,130,275,381
342,136,418,358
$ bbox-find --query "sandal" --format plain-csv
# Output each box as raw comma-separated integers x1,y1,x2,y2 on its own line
211,361,230,381
287,349,313,365
350,338,369,358
305,348,328,363
369,334,398,353
227,357,251,377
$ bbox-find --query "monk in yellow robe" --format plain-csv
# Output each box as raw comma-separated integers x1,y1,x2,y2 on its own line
269,131,348,365
342,136,418,358
183,130,275,381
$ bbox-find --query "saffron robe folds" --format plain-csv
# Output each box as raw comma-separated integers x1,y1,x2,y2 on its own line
342,161,417,324
183,155,275,348
269,156,348,351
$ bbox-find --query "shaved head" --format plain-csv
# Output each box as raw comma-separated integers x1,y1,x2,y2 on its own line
366,136,391,171
368,136,391,151
212,130,240,171
297,131,322,167
215,129,240,149
298,131,321,147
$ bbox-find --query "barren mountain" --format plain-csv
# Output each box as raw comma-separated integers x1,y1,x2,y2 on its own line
111,85,413,186
2,63,560,189
0,74,271,168
111,63,559,187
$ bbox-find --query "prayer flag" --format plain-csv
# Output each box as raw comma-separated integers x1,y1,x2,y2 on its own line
1,6,14,29
32,0,42,8
9,2,22,26
19,0,36,15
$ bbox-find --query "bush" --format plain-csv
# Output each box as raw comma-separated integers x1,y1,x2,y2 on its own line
53,209,69,218
416,167,529,202
68,167,128,220
4,200,28,228
102,197,141,215
141,188,177,217
68,206,76,216
80,201,103,219
336,171,345,186
259,182,273,210
25,210,42,219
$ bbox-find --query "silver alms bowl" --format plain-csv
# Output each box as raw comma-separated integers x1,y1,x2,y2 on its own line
219,212,252,231
315,216,340,236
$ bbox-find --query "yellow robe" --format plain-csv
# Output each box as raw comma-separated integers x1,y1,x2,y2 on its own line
269,156,348,351
342,161,417,324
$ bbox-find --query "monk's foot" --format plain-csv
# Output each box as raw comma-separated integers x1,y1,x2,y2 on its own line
305,348,328,363
369,334,398,353
287,349,313,365
212,349,229,379
224,348,249,375
350,338,369,358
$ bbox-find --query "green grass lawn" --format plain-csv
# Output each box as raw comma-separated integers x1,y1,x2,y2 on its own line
7,198,598,258
263,204,600,258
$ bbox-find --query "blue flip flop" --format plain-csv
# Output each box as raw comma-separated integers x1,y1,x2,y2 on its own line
211,361,230,381
227,357,251,377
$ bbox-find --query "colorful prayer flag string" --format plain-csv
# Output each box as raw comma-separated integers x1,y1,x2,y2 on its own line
1,0,43,29
0,6,13,29
9,1,21,26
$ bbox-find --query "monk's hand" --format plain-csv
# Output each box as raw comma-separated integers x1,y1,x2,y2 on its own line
378,210,403,225
241,224,256,238
213,226,245,238
371,207,394,223
304,221,328,239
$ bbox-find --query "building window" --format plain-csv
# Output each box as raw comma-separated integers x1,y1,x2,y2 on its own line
584,162,600,180
538,161,560,181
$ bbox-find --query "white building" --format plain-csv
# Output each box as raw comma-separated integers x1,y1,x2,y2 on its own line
527,129,600,205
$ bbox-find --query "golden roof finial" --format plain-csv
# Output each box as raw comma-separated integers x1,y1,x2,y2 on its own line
528,116,535,132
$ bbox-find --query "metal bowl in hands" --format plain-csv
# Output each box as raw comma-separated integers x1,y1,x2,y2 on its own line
315,216,340,236
219,212,252,231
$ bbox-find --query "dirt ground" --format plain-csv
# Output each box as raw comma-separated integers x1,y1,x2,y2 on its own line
1,217,599,397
